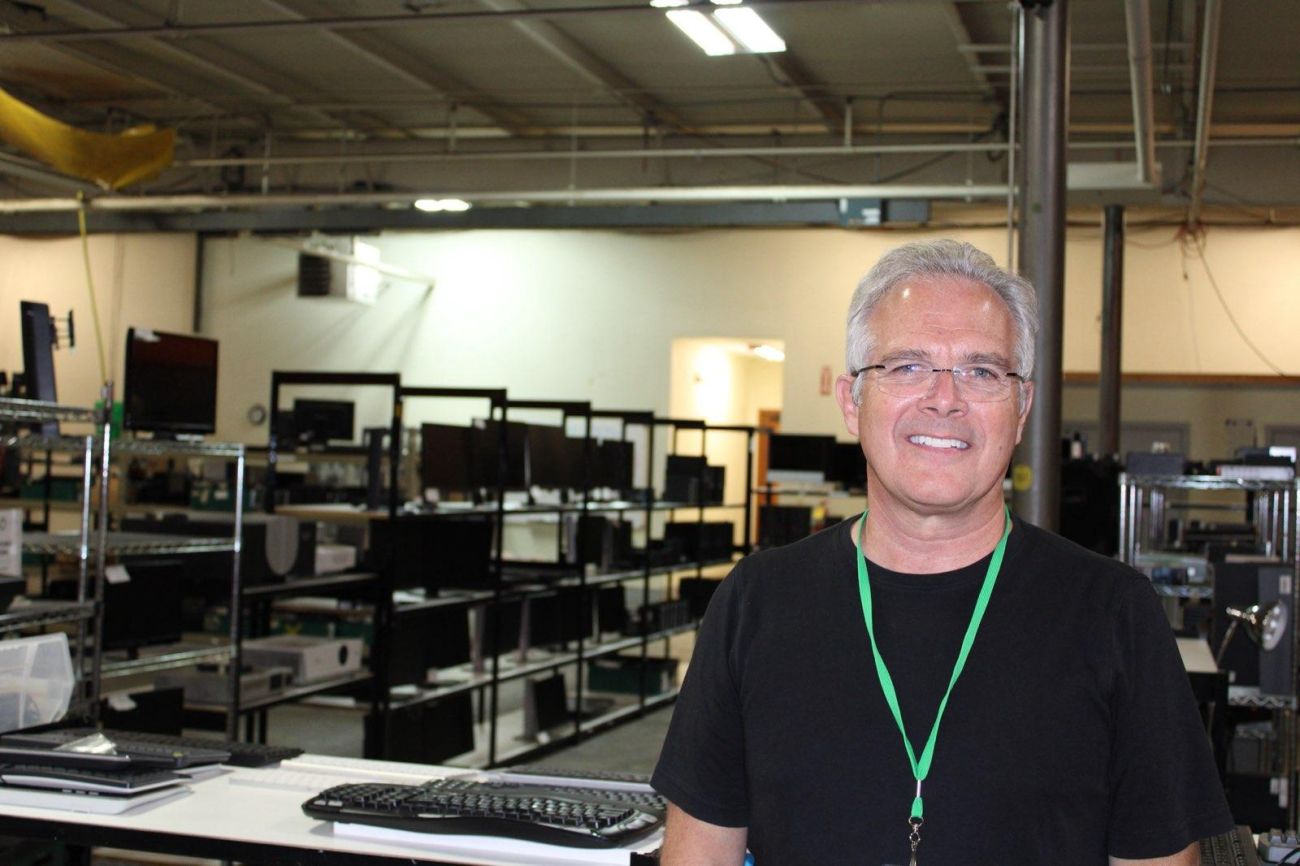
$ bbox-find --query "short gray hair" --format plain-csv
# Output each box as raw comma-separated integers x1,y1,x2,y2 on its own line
845,239,1039,404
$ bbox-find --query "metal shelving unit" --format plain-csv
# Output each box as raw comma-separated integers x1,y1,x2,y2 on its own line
0,396,111,712
105,437,247,739
1118,471,1300,825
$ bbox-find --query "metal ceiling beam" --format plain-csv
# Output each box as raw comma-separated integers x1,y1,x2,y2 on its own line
46,0,343,130
1187,0,1222,227
477,0,687,131
755,52,846,135
0,0,860,44
1123,0,1157,185
0,153,100,195
0,2,233,121
257,0,536,136
941,4,997,97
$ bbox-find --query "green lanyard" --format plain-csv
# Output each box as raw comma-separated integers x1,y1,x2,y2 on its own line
855,507,1011,862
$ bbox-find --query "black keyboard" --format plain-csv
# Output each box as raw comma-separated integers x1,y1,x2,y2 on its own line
506,765,652,785
7,728,302,768
0,762,181,793
0,730,230,769
1200,827,1261,866
302,778,664,849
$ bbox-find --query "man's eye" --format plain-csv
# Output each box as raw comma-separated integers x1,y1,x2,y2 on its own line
963,366,1000,380
886,363,928,377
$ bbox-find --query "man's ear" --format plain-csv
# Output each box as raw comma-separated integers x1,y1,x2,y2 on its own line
1014,381,1034,445
834,374,862,438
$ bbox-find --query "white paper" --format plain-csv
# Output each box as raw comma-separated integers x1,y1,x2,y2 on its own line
105,564,131,585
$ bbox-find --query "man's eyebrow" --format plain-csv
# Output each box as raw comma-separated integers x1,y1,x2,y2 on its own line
962,351,1013,367
877,349,933,365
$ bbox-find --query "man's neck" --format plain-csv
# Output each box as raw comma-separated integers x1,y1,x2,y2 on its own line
857,495,1008,574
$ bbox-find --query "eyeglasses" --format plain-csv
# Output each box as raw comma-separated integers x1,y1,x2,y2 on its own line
852,363,1025,402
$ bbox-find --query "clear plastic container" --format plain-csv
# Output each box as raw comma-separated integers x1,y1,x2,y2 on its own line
0,633,74,734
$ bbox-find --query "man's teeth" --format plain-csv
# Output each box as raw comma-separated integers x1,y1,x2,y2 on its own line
909,435,969,450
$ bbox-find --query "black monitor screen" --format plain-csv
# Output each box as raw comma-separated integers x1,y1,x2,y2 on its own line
388,606,472,686
470,420,528,490
828,442,867,489
420,423,473,491
124,328,219,435
292,399,355,445
594,440,634,490
768,434,835,474
528,425,587,489
370,515,494,593
20,302,58,435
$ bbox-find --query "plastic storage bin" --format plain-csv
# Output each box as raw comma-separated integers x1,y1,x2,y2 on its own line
0,633,74,734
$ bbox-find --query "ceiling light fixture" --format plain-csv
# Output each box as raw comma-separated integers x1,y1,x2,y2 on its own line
665,9,735,56
751,343,785,362
649,0,689,6
713,6,786,53
414,198,471,212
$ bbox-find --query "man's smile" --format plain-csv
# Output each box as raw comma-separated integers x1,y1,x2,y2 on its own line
907,434,970,451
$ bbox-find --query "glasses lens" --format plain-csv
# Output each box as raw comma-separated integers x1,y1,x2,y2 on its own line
871,365,1015,402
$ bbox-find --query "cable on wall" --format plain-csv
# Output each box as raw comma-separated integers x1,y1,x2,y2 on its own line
75,192,108,383
1185,227,1290,376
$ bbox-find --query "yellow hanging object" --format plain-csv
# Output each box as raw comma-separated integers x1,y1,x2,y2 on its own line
0,86,174,190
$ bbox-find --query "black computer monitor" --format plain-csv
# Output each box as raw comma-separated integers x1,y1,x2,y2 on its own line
469,420,528,490
767,434,835,482
292,399,355,446
420,423,474,491
387,606,473,687
594,440,634,491
369,515,494,593
123,328,219,436
527,424,587,489
101,558,186,651
20,302,58,435
828,442,867,490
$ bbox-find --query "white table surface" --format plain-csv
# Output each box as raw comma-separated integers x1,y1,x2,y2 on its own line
0,756,661,866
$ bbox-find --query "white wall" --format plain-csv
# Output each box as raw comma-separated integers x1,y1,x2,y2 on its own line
0,234,195,415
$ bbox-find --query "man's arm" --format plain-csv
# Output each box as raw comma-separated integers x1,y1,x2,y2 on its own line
659,802,748,866
1110,840,1198,866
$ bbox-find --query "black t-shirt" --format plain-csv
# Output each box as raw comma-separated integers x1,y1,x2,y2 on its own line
651,516,1233,865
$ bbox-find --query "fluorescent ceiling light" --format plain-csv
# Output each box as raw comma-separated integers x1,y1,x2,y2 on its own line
414,198,471,212
709,0,745,5
751,343,785,362
666,9,735,56
714,7,786,53
650,0,689,6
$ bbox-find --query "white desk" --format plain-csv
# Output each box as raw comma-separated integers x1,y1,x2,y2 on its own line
0,757,661,866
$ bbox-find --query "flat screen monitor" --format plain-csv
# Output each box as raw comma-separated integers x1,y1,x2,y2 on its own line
20,302,58,435
767,433,835,483
594,440,634,491
420,423,473,491
828,442,867,489
469,420,528,490
388,606,473,686
370,514,494,593
123,328,219,436
292,399,354,446
527,424,587,489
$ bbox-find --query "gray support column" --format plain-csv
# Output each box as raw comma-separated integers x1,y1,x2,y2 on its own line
1012,0,1069,530
1099,205,1124,459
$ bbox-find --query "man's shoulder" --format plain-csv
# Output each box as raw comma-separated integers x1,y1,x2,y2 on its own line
739,516,855,578
1010,517,1150,600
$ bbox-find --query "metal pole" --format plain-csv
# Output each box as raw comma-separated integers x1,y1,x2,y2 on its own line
1012,0,1069,531
1099,205,1124,460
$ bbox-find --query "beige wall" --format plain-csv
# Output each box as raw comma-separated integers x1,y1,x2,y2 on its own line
0,234,196,414
5,221,1297,465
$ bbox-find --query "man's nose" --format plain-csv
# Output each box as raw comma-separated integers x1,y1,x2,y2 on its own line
920,369,967,412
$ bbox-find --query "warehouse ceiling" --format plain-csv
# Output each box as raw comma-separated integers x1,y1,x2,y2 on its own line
0,0,1297,230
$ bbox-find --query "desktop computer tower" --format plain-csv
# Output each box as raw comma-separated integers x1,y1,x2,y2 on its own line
121,514,316,584
1213,562,1293,695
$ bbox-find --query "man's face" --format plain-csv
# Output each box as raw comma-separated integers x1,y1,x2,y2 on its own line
835,275,1033,518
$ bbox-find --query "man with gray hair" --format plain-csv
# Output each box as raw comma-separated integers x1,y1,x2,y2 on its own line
651,239,1231,865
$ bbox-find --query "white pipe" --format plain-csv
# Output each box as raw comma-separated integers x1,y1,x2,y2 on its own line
0,184,1011,213
1188,0,1222,227
1124,0,1158,185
